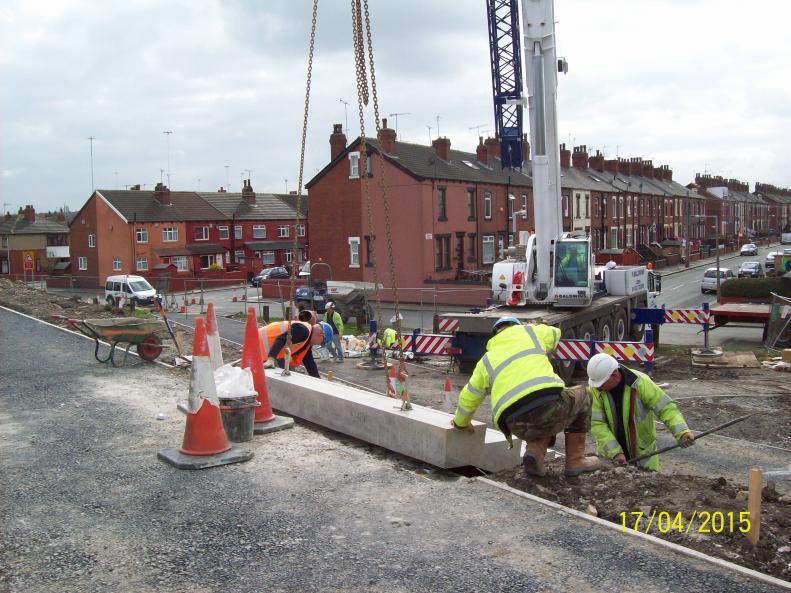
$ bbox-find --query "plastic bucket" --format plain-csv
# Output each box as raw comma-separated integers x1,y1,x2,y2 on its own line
218,395,259,442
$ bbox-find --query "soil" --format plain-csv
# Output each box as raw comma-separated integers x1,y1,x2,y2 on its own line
492,461,791,581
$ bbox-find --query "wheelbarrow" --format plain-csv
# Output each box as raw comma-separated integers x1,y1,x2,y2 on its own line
52,315,164,367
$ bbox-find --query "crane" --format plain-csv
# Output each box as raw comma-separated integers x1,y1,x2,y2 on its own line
488,0,593,307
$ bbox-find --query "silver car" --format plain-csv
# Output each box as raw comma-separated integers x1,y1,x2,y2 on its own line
701,267,734,293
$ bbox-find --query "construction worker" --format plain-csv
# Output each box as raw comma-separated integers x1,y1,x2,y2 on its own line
297,308,318,324
451,317,601,477
586,353,694,471
557,243,587,285
260,320,332,378
323,301,345,363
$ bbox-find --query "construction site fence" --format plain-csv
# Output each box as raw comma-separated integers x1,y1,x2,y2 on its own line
764,292,791,351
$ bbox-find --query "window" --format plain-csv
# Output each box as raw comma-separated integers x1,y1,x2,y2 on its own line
484,192,492,219
199,255,213,269
78,256,87,270
234,225,243,240
262,251,275,264
602,196,608,218
349,152,360,178
88,234,95,248
522,193,528,219
563,195,569,218
162,227,178,242
468,232,476,261
278,225,289,238
507,194,514,220
135,228,148,243
585,195,590,218
253,225,266,239
348,236,360,267
297,224,306,237
554,242,589,288
219,226,229,240
434,235,451,270
364,235,375,266
467,189,476,220
627,197,632,217
113,257,121,271
173,256,188,272
437,187,447,220
234,250,245,264
136,256,148,271
575,194,581,219
284,251,293,263
194,226,209,241
482,235,495,264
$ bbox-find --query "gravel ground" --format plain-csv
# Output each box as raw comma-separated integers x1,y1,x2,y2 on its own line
3,308,790,593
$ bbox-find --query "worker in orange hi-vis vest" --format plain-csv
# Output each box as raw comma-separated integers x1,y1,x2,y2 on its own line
260,321,332,378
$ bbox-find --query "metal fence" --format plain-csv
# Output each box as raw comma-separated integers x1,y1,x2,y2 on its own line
764,293,791,351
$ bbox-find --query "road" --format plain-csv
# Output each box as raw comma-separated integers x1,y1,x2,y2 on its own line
2,306,787,593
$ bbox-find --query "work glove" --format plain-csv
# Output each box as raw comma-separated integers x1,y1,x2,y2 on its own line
679,431,695,447
613,453,626,464
450,419,475,434
263,357,276,369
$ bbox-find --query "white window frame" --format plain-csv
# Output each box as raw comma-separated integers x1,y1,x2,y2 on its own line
484,192,492,220
78,256,88,270
482,235,495,264
234,225,243,240
162,227,178,242
262,251,275,265
521,193,528,219
135,228,148,243
112,257,122,271
218,226,229,240
194,226,209,241
348,236,360,268
297,224,306,237
284,250,293,263
349,152,360,178
253,225,266,239
136,256,148,271
234,250,245,263
172,255,188,272
88,234,95,248
278,225,289,238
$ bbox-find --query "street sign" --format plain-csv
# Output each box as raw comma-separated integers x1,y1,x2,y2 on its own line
23,252,34,271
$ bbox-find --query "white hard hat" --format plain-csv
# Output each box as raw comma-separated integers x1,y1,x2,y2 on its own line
605,261,617,269
325,301,335,309
390,313,403,324
586,353,619,388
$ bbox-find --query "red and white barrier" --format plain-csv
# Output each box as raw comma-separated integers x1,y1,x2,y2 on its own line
663,309,709,324
437,318,460,334
401,334,453,355
553,338,654,364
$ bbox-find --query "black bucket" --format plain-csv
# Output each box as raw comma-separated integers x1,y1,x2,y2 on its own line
219,395,259,442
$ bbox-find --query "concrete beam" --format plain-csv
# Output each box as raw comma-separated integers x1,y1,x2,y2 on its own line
264,370,522,472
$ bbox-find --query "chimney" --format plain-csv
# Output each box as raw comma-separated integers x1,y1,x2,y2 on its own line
641,159,653,178
154,182,171,206
484,136,500,165
330,123,347,159
378,118,397,154
57,208,65,223
432,137,451,161
218,186,227,193
604,159,618,174
559,143,571,168
522,134,531,163
588,150,605,172
663,165,672,182
476,136,487,162
242,179,256,205
23,205,35,222
130,184,141,191
572,145,588,169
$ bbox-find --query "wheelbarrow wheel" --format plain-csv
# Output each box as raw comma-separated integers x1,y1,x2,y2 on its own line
137,334,163,361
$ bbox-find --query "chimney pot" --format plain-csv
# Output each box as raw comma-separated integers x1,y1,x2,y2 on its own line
432,137,451,161
330,123,347,159
378,120,397,154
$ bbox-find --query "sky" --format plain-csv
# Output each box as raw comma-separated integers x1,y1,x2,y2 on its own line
2,0,790,214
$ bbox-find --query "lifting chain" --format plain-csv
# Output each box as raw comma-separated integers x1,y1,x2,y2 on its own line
284,0,318,373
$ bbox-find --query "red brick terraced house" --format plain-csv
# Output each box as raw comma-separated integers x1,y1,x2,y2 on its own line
0,206,69,278
754,183,791,234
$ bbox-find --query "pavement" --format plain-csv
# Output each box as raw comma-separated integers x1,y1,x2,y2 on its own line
1,306,788,593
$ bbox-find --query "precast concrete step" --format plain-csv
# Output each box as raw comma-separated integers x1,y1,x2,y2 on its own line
264,369,522,472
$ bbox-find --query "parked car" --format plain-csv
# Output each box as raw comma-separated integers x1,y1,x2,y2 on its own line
701,267,734,294
737,261,764,278
765,251,782,274
739,243,758,256
251,266,290,286
104,274,157,307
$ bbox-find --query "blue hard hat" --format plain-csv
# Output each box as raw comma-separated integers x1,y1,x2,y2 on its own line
318,321,334,345
492,316,521,334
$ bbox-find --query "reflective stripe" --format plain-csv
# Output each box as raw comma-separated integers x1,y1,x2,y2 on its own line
603,439,620,453
522,325,546,355
670,423,689,435
482,354,495,379
653,394,672,413
488,326,546,383
591,411,605,421
635,398,649,425
456,405,475,419
491,376,564,418
465,383,486,398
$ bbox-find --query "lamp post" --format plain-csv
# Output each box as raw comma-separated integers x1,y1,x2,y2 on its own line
684,190,691,268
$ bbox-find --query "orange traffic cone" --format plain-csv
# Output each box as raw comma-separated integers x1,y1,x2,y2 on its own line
158,317,253,469
241,307,294,435
396,359,412,411
205,302,224,371
190,291,197,305
442,376,454,413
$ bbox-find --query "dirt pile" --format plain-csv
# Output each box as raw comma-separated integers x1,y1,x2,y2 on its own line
494,460,791,581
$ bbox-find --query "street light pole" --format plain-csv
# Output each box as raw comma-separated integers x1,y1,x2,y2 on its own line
716,212,721,299
684,190,691,268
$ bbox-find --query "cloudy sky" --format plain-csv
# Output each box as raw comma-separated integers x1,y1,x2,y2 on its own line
2,0,790,214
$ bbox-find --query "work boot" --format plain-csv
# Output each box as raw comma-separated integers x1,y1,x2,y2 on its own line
564,432,603,477
522,437,551,477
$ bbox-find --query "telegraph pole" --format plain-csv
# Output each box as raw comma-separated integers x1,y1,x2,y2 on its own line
88,136,95,192
163,131,173,187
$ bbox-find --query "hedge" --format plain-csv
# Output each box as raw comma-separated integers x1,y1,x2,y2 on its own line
720,276,791,298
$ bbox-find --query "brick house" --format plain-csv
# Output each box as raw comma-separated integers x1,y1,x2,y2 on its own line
0,206,69,277
754,183,791,234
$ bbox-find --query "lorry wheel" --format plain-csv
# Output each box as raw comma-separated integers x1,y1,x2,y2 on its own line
613,310,628,342
577,322,595,342
596,316,614,343
553,327,576,385
630,322,645,342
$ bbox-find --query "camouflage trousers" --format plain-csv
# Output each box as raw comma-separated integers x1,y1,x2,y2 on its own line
504,385,591,443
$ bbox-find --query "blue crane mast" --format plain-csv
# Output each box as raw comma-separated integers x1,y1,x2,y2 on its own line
486,0,524,169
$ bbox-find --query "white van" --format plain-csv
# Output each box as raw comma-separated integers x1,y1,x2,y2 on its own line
104,275,157,307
